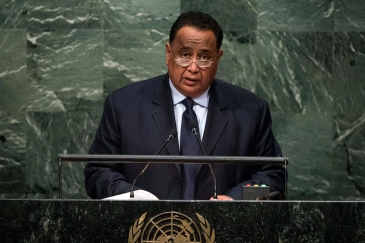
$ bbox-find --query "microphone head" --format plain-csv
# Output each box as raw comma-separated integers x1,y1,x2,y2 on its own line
189,122,199,134
169,129,178,139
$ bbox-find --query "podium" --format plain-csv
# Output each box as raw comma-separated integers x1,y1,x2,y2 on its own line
1,156,363,241
1,200,364,242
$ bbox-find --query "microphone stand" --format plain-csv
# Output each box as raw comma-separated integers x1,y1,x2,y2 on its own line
130,130,177,199
192,127,218,200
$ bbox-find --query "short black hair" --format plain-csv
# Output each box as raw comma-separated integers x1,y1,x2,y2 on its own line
169,11,223,51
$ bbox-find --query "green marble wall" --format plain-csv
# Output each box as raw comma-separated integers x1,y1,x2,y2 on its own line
0,0,364,200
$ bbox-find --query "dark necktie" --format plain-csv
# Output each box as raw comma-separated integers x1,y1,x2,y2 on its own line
180,97,201,199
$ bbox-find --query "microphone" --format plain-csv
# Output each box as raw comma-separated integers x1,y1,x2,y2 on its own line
190,123,218,200
130,129,178,199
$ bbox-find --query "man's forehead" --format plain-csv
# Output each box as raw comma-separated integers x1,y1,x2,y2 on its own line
172,27,217,50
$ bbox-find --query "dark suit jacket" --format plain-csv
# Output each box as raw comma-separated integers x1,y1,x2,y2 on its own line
84,74,285,200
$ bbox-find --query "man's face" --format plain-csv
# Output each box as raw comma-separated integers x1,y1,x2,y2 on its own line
166,26,223,98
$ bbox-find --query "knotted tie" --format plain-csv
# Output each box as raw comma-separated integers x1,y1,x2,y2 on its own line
180,97,201,199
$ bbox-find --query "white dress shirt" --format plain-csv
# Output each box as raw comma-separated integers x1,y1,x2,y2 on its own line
169,79,210,148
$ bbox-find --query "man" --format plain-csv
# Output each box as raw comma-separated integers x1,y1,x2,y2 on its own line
84,11,285,200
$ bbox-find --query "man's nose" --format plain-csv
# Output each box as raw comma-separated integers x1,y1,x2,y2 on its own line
186,60,199,72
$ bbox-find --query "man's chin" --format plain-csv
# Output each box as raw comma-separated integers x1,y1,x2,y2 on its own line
181,87,203,98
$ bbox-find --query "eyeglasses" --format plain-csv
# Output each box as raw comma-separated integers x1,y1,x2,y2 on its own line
170,47,218,69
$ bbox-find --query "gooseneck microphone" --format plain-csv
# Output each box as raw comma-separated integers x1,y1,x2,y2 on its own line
130,129,178,199
190,124,218,200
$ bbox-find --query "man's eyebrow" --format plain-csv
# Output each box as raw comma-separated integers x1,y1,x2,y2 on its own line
199,49,212,53
178,46,193,52
178,47,212,53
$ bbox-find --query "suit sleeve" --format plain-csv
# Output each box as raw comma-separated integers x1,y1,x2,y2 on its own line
225,101,286,200
84,93,134,199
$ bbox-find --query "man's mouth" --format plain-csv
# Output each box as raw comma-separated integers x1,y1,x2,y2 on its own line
184,77,199,85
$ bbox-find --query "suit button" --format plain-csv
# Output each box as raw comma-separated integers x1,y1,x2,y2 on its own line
176,177,181,184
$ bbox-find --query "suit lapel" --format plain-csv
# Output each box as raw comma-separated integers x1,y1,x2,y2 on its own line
202,80,228,155
151,74,180,156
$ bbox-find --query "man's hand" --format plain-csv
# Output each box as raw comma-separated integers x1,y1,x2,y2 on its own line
210,195,234,200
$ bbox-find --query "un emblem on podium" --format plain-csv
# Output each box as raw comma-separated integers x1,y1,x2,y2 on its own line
128,211,215,243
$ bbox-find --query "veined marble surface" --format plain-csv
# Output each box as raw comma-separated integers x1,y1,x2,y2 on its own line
0,0,365,200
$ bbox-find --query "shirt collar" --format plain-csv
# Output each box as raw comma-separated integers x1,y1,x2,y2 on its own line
169,78,210,107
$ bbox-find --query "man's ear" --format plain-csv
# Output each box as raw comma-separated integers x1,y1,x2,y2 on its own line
165,42,171,66
215,49,224,64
